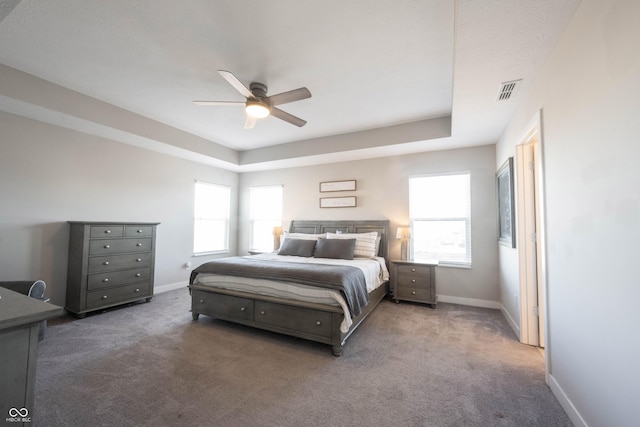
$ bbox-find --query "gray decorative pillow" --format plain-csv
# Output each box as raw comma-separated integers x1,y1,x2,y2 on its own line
277,238,317,257
314,238,356,260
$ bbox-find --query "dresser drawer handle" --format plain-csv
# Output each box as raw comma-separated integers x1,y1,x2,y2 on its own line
411,268,416,272
411,291,416,295
135,273,141,277
316,321,322,326
103,278,109,282
260,310,266,315
137,229,143,233
411,279,416,283
105,230,111,234
102,295,108,299
104,245,110,249
240,307,246,312
136,243,143,247
135,288,140,293
136,258,142,262
103,261,109,265
199,299,204,303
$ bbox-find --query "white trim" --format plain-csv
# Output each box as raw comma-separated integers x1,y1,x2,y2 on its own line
155,281,188,294
437,294,500,309
548,374,588,427
500,303,520,339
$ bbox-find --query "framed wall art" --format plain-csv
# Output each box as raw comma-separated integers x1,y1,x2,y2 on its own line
319,180,356,192
497,157,516,248
319,196,357,208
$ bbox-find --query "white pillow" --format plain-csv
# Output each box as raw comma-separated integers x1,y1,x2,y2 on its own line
326,232,378,258
283,231,326,240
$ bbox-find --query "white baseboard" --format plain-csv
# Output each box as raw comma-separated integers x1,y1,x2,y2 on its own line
500,304,520,339
155,281,188,294
548,374,588,427
436,294,501,309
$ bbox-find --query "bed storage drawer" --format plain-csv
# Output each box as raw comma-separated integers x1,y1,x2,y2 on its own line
191,290,253,322
254,300,332,339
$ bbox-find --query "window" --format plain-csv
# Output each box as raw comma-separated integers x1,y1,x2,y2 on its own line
409,173,471,266
193,181,230,254
249,185,283,251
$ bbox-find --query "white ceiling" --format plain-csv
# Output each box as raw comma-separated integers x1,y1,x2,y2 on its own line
0,0,580,172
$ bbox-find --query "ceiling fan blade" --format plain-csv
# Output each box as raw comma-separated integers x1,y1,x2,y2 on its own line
218,70,254,99
244,115,257,129
268,87,312,106
193,100,245,106
270,107,307,127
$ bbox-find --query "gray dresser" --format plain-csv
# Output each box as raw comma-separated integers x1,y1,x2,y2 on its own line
66,221,159,318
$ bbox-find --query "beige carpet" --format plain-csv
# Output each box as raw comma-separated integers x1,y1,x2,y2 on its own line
34,289,571,426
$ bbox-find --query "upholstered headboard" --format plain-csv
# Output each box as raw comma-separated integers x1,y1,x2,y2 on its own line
288,220,390,261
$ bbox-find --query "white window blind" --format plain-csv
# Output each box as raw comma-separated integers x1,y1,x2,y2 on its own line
193,181,230,254
249,185,283,251
409,173,471,266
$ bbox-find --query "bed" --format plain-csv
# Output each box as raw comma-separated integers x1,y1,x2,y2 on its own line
188,220,390,356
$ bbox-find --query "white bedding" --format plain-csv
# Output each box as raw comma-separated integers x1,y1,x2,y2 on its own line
192,253,389,332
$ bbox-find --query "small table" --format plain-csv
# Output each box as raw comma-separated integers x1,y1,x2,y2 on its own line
391,260,437,307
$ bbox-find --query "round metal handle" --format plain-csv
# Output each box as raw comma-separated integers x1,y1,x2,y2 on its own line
411,279,416,283
104,245,110,249
103,278,109,282
316,321,322,326
136,258,142,262
199,299,204,303
240,307,246,312
260,310,266,315
135,288,140,292
105,230,111,234
135,273,141,277
411,268,416,272
137,229,143,233
102,295,108,299
411,291,416,295
136,243,142,247
103,261,109,265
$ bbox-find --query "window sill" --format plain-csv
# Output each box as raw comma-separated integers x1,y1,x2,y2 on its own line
192,250,229,257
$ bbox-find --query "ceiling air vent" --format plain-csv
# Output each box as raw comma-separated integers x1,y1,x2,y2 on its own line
497,79,522,101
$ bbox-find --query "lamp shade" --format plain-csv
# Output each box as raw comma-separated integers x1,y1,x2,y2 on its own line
272,226,283,236
396,227,410,239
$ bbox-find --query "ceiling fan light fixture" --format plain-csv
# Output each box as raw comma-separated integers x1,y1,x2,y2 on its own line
245,101,270,118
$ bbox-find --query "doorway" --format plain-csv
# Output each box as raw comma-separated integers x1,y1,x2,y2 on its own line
515,113,546,349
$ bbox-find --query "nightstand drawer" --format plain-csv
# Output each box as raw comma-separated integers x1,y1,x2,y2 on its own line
397,273,429,288
397,286,430,301
397,264,431,277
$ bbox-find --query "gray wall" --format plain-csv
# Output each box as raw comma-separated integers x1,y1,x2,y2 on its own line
239,145,499,305
0,112,238,306
496,0,640,425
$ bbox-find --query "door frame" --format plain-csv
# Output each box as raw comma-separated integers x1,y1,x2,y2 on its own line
515,110,550,380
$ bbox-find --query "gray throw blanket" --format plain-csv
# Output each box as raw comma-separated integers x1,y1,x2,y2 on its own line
190,257,369,317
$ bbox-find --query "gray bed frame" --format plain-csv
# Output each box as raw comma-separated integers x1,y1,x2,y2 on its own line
188,220,390,356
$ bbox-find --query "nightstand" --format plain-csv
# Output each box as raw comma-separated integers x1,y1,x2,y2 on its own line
391,260,437,307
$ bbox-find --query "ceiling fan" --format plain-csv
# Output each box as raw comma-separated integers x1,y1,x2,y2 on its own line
194,70,311,129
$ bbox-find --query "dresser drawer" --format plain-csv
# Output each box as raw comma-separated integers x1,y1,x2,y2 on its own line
254,301,332,339
191,290,253,322
125,225,154,237
87,268,151,290
88,253,152,273
397,286,431,301
89,238,152,255
397,273,429,288
90,226,124,238
86,282,151,310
